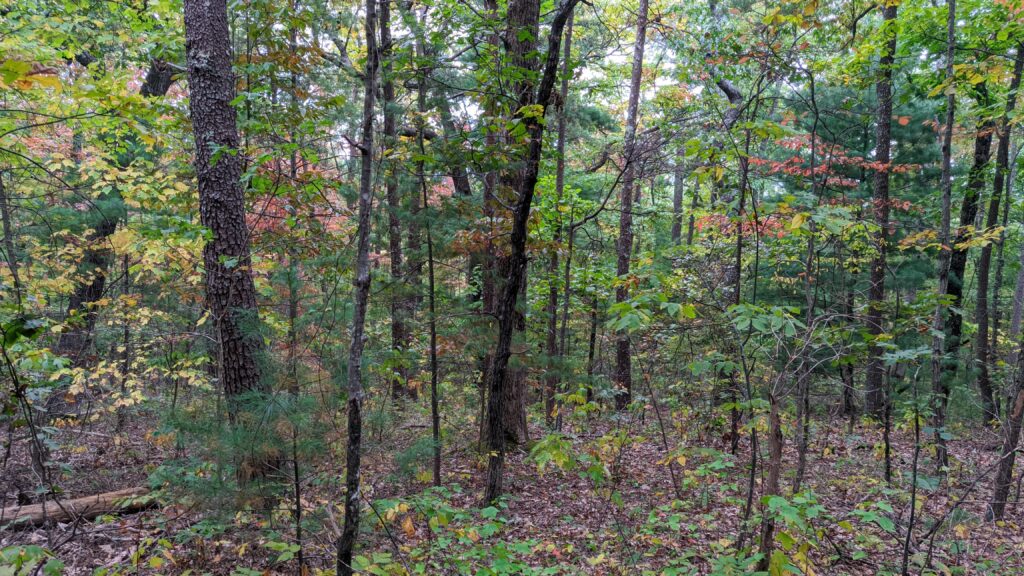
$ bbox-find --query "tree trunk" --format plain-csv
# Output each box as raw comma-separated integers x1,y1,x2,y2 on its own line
992,237,1024,519
476,0,501,450
841,273,856,423
991,134,1019,383
183,0,267,418
614,0,648,411
482,0,578,504
414,56,443,487
671,151,685,245
685,178,698,246
990,356,1024,521
976,47,1024,424
381,0,414,401
940,97,994,435
336,0,377,571
544,12,573,428
931,0,957,474
0,171,20,306
756,395,784,571
864,2,898,417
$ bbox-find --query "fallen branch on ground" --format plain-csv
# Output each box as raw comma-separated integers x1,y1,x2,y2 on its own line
0,487,153,528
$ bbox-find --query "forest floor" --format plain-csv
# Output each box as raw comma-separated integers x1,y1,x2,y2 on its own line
3,406,1024,575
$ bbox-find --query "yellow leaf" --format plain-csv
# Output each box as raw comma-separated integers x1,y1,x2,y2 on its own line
401,515,416,538
109,229,134,253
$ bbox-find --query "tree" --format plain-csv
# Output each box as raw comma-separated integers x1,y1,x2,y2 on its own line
930,0,957,475
544,10,574,427
614,0,648,411
380,0,414,401
940,90,993,434
864,1,899,417
183,0,267,417
975,45,1024,424
336,0,378,570
482,0,579,504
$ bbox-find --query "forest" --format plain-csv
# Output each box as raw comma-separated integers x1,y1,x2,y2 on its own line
4,0,1024,573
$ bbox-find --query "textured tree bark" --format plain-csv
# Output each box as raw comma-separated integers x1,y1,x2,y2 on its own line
482,0,578,504
864,2,898,417
184,0,267,421
976,48,1024,424
614,0,648,411
336,0,377,572
930,0,957,475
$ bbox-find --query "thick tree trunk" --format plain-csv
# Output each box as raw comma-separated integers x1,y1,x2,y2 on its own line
183,0,266,412
482,0,578,504
614,0,648,411
976,48,1024,423
864,2,898,417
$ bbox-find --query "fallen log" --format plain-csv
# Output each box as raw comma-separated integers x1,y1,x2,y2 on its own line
0,487,152,528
